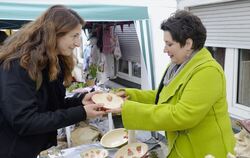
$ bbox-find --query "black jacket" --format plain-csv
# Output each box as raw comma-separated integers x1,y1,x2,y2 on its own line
0,60,86,158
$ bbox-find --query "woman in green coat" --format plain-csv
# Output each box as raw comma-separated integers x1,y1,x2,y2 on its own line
109,10,235,157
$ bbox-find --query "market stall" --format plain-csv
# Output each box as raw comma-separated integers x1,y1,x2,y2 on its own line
0,2,155,90
0,2,158,157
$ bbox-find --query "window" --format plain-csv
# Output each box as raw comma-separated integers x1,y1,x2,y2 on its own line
206,47,225,69
132,62,141,78
116,59,141,85
237,49,250,108
114,23,141,86
225,48,250,119
118,59,129,74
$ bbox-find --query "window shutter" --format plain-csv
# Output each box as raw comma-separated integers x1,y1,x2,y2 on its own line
189,0,250,49
115,23,141,63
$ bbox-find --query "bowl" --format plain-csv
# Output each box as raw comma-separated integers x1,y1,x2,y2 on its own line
80,148,108,158
114,142,148,158
92,92,123,109
100,128,128,148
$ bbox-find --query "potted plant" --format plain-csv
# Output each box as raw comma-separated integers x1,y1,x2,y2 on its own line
86,64,98,86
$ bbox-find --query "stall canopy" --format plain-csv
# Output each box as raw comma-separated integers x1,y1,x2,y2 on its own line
0,2,155,89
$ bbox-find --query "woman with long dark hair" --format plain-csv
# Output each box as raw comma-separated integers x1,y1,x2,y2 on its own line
0,5,105,158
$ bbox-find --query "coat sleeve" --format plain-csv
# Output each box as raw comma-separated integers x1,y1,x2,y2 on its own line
122,67,224,131
52,75,86,108
125,88,157,104
0,63,86,136
64,93,86,107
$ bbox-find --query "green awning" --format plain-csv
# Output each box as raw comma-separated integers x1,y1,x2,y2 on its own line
0,2,149,21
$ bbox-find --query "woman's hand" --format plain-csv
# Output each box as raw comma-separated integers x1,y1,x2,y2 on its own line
105,107,122,114
82,91,101,105
83,103,106,119
105,90,128,114
115,90,129,101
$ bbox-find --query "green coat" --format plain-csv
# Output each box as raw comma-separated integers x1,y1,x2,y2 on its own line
121,48,235,158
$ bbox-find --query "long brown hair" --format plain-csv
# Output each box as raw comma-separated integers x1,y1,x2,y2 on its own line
0,5,85,88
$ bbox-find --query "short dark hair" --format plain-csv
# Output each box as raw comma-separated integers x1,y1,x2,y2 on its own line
161,10,206,51
0,31,8,44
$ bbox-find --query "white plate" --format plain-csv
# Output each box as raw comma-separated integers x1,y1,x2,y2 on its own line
114,142,148,158
100,128,128,148
92,93,123,109
80,148,108,158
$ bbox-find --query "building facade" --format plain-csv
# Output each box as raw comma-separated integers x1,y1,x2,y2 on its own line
178,0,250,120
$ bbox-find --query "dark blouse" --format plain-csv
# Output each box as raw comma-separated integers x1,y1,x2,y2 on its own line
0,59,86,158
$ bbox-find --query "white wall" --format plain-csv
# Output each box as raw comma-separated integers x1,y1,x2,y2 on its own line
147,2,176,87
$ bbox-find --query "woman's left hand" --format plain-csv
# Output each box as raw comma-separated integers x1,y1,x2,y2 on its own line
82,91,101,105
84,103,106,118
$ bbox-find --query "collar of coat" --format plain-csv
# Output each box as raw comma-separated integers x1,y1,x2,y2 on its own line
158,47,215,104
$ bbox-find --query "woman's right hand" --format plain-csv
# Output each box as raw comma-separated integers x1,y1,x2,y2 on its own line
105,107,122,114
115,90,129,100
83,103,106,119
104,90,128,114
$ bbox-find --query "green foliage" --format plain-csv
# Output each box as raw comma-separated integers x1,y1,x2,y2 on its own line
88,64,98,79
67,82,87,92
110,88,119,93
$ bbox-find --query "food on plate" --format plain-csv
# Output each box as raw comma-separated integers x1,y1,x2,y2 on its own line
127,148,134,156
106,94,113,101
114,142,148,158
80,148,108,158
136,145,142,153
92,93,123,109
